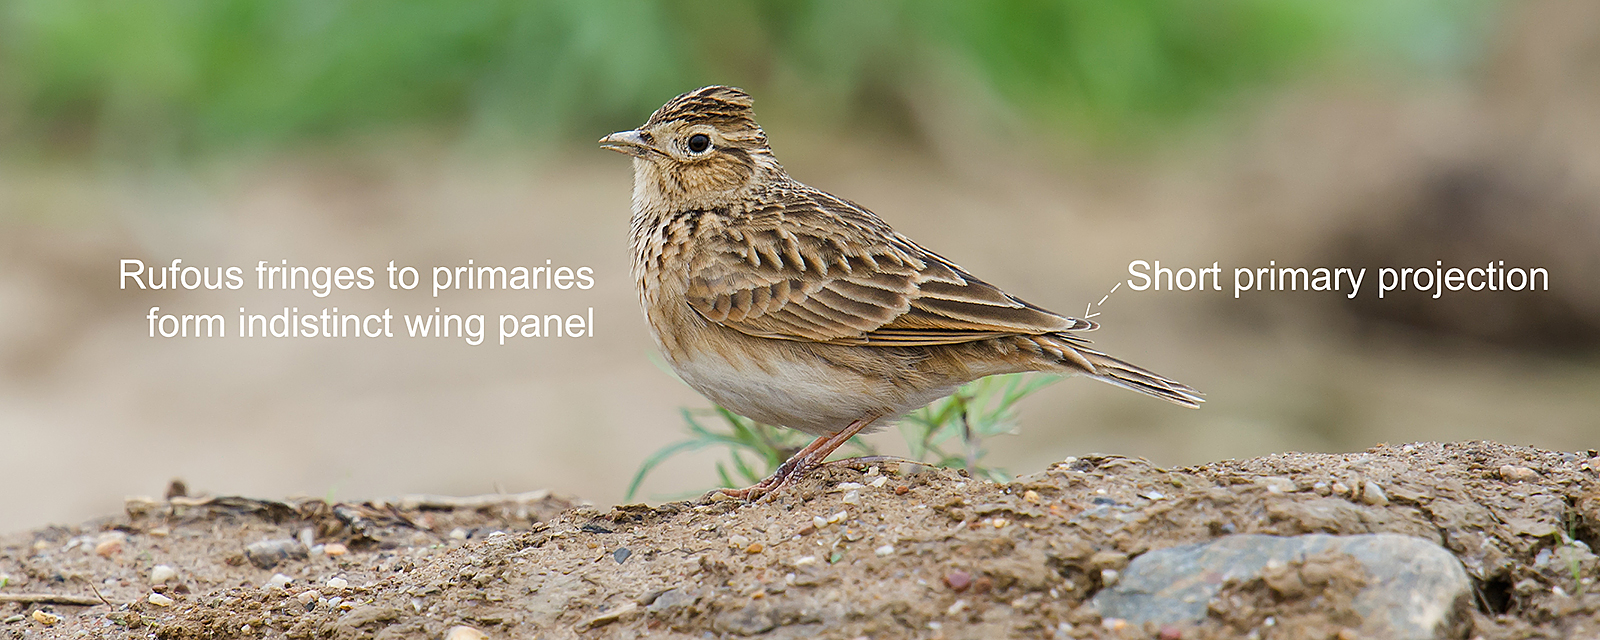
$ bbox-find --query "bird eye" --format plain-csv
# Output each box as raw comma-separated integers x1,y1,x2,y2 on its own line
687,133,711,154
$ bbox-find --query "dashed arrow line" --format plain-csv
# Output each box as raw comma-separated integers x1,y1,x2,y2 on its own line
1083,281,1121,320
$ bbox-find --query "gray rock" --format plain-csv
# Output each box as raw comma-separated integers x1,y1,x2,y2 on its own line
244,538,307,570
1091,533,1470,639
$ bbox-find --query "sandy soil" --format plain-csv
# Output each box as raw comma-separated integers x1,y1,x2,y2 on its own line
1,440,1596,639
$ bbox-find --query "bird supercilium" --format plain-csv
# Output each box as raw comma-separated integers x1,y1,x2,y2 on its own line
602,86,1201,500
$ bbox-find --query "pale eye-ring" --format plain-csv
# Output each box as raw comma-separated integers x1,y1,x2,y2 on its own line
686,133,711,154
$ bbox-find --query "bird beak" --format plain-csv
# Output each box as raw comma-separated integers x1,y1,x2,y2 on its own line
599,130,651,157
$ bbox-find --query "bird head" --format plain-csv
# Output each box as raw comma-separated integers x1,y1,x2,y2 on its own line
600,86,780,210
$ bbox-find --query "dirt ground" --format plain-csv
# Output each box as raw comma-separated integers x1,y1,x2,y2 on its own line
2,440,1597,639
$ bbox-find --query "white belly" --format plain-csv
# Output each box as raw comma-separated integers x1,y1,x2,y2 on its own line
669,347,956,437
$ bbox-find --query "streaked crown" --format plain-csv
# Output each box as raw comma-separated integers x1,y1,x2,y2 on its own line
646,86,768,150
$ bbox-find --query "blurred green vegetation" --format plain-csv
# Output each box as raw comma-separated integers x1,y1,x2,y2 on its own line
0,0,1494,159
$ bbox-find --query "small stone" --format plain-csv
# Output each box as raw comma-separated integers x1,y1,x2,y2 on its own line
834,482,864,491
796,524,816,536
1159,625,1183,640
1023,490,1041,504
1257,477,1296,494
1499,465,1538,482
31,611,60,625
1312,482,1330,495
869,476,889,488
828,511,847,524
327,596,343,607
745,543,764,554
841,490,861,505
1101,569,1120,586
875,544,895,557
297,590,319,605
94,531,127,557
613,547,631,564
149,564,178,584
865,466,880,476
992,518,1009,528
147,593,174,607
1331,481,1350,496
326,577,349,590
812,516,829,529
946,599,968,616
245,539,308,570
449,528,468,541
323,543,348,557
583,601,639,629
728,534,751,548
793,556,817,566
1101,618,1127,631
895,485,910,495
1360,481,1389,506
264,573,294,590
945,570,972,591
445,625,489,640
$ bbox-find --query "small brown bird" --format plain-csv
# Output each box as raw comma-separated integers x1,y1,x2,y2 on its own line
602,86,1200,499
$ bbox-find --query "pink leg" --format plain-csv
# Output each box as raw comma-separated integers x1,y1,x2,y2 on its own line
714,417,877,501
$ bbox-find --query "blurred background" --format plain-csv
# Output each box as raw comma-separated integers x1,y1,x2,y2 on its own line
3,0,1598,532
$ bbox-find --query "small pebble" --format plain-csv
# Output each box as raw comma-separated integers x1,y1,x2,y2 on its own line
827,511,847,524
944,570,972,591
869,476,889,488
31,611,60,625
992,518,1009,529
1101,569,1120,586
449,528,468,541
945,599,967,616
94,531,127,557
793,556,817,566
1499,465,1538,482
894,485,910,495
327,596,343,607
834,482,864,491
326,577,349,590
297,591,319,605
1102,618,1128,631
147,593,174,607
1360,480,1389,506
445,625,489,640
245,539,307,570
1023,490,1041,504
874,544,894,557
745,543,764,554
865,466,879,476
813,516,829,529
842,490,861,505
264,573,294,590
728,534,751,548
613,547,631,564
149,565,178,584
1159,625,1184,640
323,543,348,557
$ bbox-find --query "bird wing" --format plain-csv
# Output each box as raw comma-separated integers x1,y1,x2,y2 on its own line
683,186,1094,347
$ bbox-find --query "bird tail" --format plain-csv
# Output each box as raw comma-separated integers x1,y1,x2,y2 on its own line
1045,335,1204,408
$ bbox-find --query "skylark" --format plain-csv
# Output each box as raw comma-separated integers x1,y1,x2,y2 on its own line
602,86,1201,499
